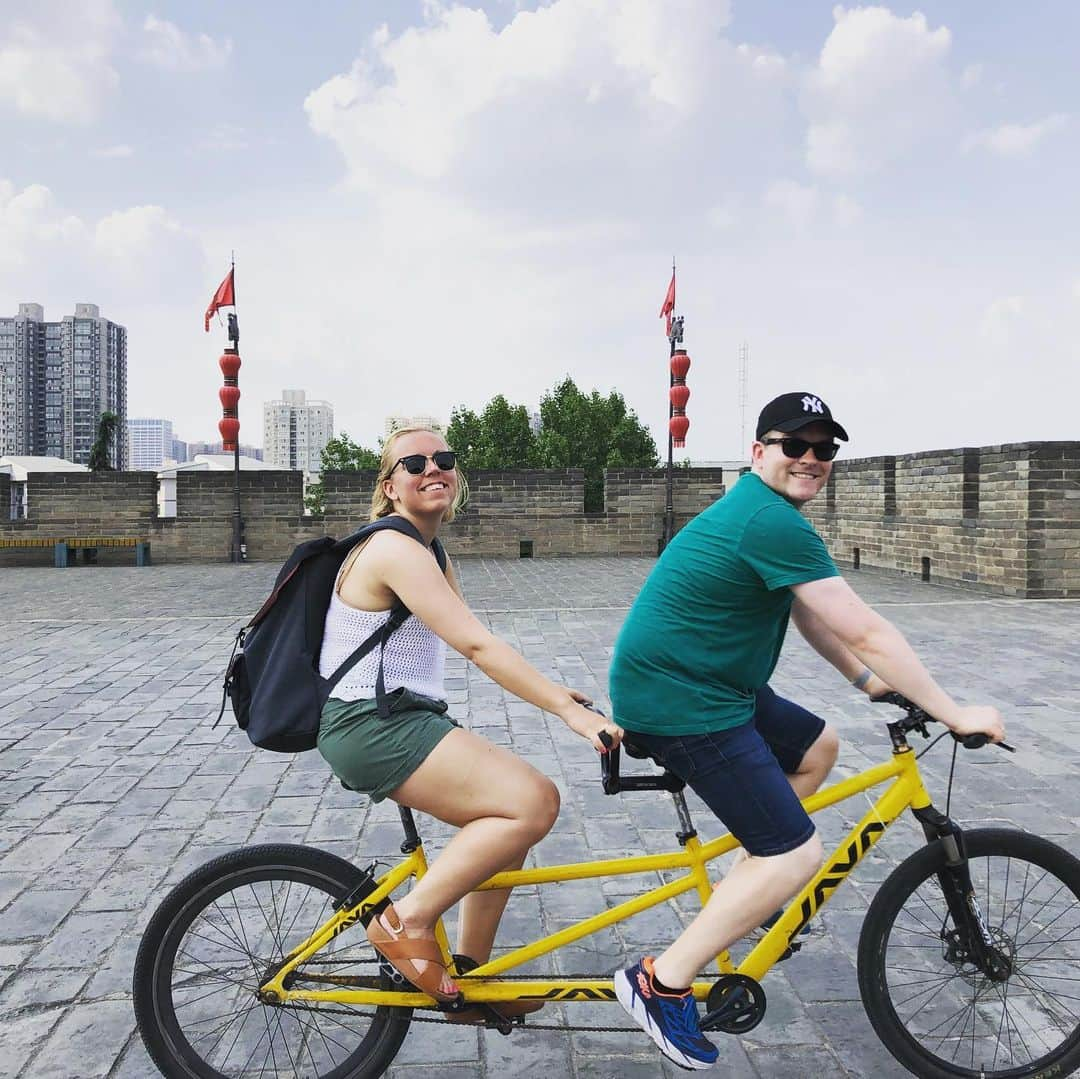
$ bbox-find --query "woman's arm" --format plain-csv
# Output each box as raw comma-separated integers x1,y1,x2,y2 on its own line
365,532,622,751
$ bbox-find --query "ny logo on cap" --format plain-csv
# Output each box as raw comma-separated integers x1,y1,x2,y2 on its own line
801,395,824,414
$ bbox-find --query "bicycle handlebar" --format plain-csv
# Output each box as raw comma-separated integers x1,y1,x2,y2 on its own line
872,692,1015,753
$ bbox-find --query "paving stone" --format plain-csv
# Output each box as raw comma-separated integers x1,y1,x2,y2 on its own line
0,560,1077,1078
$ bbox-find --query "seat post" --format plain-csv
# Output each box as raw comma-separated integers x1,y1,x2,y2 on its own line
398,805,421,853
671,790,698,844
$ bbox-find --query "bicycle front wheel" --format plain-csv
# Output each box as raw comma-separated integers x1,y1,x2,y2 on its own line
133,844,411,1079
858,827,1080,1078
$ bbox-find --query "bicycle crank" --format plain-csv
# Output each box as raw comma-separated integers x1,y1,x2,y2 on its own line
700,974,766,1034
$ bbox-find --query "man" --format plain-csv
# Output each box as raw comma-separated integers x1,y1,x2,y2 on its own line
609,392,1006,1070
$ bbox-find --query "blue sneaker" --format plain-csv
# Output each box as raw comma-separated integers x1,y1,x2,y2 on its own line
614,957,718,1070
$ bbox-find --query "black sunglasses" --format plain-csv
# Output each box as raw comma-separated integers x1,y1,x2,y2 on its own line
760,437,839,462
393,450,457,475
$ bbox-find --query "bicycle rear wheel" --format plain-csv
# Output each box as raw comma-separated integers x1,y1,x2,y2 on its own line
133,844,411,1079
858,827,1080,1078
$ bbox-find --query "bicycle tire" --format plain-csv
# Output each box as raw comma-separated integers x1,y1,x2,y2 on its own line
858,827,1080,1078
133,844,411,1079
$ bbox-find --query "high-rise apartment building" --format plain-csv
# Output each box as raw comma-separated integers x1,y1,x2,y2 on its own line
385,414,444,438
0,302,127,466
127,418,174,470
263,390,333,473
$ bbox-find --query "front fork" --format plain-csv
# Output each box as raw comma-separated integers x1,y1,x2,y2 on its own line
912,805,1012,982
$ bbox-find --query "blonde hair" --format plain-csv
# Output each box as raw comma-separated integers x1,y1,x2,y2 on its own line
370,425,469,523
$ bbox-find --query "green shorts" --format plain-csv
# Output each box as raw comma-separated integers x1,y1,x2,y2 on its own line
318,688,460,803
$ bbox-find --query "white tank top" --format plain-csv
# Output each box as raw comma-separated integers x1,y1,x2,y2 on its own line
319,591,446,702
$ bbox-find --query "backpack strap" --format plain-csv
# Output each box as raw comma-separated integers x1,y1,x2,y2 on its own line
324,601,411,707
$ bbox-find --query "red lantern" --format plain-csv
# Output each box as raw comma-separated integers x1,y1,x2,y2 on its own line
669,383,690,410
218,417,240,448
670,349,691,380
669,414,690,447
219,385,241,410
219,352,242,379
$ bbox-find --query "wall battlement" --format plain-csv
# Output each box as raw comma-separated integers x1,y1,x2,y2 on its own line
805,442,1079,597
2,444,1076,596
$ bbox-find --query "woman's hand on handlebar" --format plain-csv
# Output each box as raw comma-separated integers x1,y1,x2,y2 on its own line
946,705,1006,744
560,694,623,753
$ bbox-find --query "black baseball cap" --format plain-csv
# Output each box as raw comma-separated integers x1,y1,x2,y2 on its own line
755,392,849,442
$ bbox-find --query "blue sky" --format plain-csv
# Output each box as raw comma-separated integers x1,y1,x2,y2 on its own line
2,1,1077,459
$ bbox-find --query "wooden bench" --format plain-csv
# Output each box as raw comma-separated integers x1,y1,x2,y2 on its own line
0,536,151,567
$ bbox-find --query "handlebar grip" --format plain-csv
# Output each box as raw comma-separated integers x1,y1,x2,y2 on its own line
952,732,1017,753
598,730,613,750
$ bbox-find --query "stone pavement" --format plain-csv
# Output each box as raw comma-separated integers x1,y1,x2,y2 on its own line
0,558,1078,1078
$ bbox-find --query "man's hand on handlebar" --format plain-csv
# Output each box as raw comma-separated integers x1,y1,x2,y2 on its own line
946,705,1007,745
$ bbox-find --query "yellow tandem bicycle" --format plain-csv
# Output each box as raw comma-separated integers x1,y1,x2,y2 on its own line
133,695,1080,1078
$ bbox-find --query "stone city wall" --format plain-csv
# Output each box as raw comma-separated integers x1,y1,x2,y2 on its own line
805,442,1079,598
0,468,727,565
2,446,1076,595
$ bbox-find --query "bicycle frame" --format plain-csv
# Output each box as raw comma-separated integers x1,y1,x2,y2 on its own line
259,744,934,1009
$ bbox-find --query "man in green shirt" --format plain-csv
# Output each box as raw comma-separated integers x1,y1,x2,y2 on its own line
611,392,1006,1071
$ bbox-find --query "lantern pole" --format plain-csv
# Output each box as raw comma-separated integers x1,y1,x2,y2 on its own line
220,310,244,563
662,314,684,551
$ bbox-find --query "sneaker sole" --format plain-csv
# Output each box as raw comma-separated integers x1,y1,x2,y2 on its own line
613,971,715,1071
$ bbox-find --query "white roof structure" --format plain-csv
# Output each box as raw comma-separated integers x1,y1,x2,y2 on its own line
0,456,91,482
157,454,280,479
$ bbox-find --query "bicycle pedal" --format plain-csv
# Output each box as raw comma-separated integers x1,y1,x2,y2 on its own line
379,959,408,986
775,941,802,963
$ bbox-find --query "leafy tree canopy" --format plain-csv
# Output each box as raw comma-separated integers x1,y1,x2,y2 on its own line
320,432,381,471
304,432,381,515
448,378,657,511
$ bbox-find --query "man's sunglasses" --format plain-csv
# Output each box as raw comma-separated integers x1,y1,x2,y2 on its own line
393,451,457,475
760,437,840,462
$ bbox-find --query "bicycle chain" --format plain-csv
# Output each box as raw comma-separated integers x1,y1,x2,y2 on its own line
286,964,636,1033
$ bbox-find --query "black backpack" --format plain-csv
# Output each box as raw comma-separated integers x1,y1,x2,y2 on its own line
218,516,447,753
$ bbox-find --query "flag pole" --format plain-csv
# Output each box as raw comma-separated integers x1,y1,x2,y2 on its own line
662,257,677,552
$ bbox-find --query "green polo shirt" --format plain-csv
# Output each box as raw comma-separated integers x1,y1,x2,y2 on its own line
610,472,838,735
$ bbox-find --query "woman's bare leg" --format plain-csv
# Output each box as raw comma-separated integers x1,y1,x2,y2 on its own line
377,728,560,992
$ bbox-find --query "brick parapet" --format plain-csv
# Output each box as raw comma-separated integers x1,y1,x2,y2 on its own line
807,442,1079,597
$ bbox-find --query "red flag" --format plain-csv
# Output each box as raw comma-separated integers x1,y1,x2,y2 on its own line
204,268,235,331
659,269,675,335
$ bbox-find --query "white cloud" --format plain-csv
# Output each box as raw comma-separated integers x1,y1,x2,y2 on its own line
0,180,85,270
764,179,818,229
832,193,862,227
979,294,1025,342
302,0,783,221
0,1,120,123
963,113,1068,158
141,15,233,72
802,5,954,178
0,179,205,304
93,143,134,159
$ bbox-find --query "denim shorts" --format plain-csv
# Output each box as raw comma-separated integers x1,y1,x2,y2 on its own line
626,686,826,857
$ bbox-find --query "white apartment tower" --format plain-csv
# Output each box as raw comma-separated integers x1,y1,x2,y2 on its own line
0,302,127,466
263,389,333,473
127,418,175,470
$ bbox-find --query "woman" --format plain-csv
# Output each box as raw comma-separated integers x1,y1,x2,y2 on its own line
317,425,622,1014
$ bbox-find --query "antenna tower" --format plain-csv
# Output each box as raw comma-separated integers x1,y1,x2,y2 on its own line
738,341,750,454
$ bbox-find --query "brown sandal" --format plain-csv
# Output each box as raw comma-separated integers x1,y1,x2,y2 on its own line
444,954,544,1023
366,904,458,1003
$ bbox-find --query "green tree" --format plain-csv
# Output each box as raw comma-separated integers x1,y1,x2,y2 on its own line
447,396,537,469
305,431,381,515
536,378,658,510
88,411,119,471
